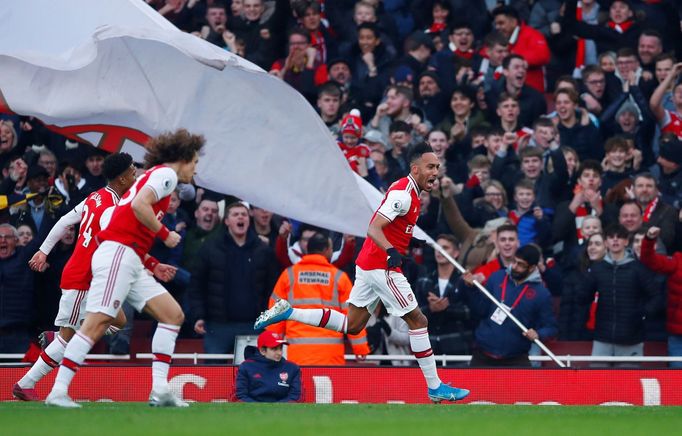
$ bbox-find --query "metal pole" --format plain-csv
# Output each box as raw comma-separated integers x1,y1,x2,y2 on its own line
424,238,566,368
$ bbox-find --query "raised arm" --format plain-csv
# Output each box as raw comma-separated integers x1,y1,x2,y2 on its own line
650,63,682,122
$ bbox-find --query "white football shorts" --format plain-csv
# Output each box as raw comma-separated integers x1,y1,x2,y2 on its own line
347,266,418,317
54,289,88,329
87,240,166,317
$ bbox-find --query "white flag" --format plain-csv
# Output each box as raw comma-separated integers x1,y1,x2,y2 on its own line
0,0,377,236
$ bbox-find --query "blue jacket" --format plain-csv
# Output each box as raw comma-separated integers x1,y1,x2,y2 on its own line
236,346,301,403
465,268,558,359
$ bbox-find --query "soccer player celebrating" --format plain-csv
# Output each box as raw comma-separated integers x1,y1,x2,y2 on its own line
13,153,137,401
45,129,203,408
256,143,470,402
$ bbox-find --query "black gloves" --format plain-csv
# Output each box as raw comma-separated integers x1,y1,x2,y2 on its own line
386,248,402,268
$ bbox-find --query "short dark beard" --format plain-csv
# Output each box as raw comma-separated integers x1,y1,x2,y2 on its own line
511,270,529,281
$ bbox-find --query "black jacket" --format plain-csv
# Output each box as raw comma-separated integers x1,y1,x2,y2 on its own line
414,270,474,353
485,80,547,128
0,245,37,328
188,228,279,324
577,251,662,345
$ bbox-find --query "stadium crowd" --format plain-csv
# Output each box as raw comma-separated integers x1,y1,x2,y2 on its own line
2,0,682,368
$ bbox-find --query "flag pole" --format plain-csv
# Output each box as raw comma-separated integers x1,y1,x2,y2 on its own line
424,237,566,368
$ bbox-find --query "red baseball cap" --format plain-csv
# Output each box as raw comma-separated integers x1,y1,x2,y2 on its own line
257,331,288,348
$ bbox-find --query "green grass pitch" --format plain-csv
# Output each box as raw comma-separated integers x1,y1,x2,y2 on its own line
1,403,681,436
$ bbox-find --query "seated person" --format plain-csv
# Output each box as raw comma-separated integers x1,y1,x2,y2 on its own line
235,331,301,403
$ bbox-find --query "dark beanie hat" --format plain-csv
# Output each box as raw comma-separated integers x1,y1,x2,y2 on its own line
659,136,682,166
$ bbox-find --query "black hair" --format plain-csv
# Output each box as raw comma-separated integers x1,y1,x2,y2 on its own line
58,159,84,175
407,142,435,164
103,152,134,181
389,120,411,134
357,22,380,38
502,53,525,69
306,232,331,254
604,223,629,239
576,159,603,178
492,5,519,21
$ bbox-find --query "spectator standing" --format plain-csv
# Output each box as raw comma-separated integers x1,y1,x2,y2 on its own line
182,197,220,271
492,6,551,93
486,54,547,128
189,202,279,354
266,232,369,365
559,232,606,340
414,234,474,358
552,88,602,162
463,244,558,367
0,224,37,353
630,173,677,252
578,224,661,366
563,0,642,55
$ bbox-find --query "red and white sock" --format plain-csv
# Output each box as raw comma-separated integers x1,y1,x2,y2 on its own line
18,334,68,389
289,308,347,333
51,332,94,395
409,328,441,389
151,323,179,393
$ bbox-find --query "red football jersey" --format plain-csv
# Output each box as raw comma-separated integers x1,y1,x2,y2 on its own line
661,110,682,140
60,186,120,291
98,165,177,258
356,175,421,271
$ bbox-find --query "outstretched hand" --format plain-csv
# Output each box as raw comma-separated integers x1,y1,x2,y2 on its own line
153,263,177,282
28,251,49,272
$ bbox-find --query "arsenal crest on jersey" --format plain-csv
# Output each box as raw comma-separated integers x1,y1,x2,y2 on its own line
278,372,289,387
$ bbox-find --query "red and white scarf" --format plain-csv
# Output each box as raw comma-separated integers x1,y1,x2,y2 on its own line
575,2,586,70
575,202,600,243
454,48,474,60
607,19,634,34
643,197,658,223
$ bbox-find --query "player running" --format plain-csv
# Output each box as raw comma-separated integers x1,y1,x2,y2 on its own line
45,129,203,408
13,153,137,401
256,142,470,402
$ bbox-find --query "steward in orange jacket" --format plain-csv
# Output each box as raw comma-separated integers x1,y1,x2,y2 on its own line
266,239,369,365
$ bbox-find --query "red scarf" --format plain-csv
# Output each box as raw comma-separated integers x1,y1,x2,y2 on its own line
309,30,326,64
508,210,522,225
575,2,586,70
428,22,447,34
586,292,599,330
607,19,634,34
493,66,503,80
454,48,474,60
574,201,600,243
643,197,658,222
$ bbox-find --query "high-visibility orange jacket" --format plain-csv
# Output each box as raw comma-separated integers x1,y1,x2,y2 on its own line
266,254,370,365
